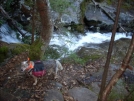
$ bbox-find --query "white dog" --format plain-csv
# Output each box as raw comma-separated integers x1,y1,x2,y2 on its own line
21,59,63,85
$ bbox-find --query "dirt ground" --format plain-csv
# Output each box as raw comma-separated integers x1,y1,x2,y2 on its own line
0,52,105,101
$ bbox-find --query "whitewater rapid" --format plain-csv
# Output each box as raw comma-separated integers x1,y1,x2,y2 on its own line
0,23,132,51
50,31,131,50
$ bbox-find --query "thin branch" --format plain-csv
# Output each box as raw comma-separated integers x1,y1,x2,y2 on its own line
0,6,25,37
97,0,122,101
102,33,134,100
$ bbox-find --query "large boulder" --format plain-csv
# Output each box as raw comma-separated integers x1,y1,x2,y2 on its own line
68,87,97,101
84,3,134,32
44,89,64,101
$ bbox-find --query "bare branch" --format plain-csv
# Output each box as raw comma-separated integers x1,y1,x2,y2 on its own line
97,0,122,101
0,6,25,37
102,33,134,100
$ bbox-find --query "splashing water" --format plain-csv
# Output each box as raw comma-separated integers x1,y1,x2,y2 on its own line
50,31,131,51
0,24,131,50
0,24,21,43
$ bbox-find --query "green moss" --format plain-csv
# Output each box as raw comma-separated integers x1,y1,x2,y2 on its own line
82,54,102,62
43,46,60,60
24,0,33,7
49,0,71,14
71,24,84,33
29,39,43,60
11,44,30,55
0,19,4,26
4,0,14,11
62,52,86,65
62,50,102,65
108,80,126,101
0,46,9,63
80,0,91,23
125,84,134,101
8,39,44,60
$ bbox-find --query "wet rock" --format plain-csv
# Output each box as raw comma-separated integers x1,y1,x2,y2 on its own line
122,70,134,84
84,3,134,32
68,87,97,101
84,3,114,32
51,82,63,90
44,89,64,101
77,75,101,85
90,82,100,94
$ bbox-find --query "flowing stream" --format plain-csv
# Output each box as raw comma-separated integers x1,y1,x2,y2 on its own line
50,31,131,50
0,23,132,51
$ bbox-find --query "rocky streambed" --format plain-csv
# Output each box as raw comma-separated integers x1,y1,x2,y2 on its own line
0,37,134,101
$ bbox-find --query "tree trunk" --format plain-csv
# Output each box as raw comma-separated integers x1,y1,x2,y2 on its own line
102,33,134,101
97,0,122,101
36,0,53,59
31,0,36,44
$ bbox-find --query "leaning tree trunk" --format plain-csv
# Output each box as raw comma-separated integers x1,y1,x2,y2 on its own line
36,0,53,59
97,0,122,101
102,33,134,101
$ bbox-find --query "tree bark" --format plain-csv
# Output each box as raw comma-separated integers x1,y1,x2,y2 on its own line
36,0,53,46
36,0,53,59
102,33,134,101
31,0,36,44
97,0,122,101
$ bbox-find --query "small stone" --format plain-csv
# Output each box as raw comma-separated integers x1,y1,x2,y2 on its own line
8,77,11,79
63,81,67,86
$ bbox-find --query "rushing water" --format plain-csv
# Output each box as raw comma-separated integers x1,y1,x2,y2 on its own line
0,24,21,43
0,23,132,51
50,31,131,50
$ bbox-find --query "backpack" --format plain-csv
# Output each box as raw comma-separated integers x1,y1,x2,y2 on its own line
32,61,46,77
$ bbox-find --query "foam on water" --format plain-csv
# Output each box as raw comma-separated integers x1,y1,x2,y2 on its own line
0,24,132,50
0,24,20,43
50,31,131,50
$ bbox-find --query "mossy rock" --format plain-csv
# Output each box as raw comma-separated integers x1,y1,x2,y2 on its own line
0,46,9,63
71,24,84,33
49,0,71,13
29,39,43,60
80,0,91,23
11,44,30,55
61,52,86,65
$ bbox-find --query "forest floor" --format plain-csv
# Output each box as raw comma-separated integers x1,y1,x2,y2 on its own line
0,51,106,101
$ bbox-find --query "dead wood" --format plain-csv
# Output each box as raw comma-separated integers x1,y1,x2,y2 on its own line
0,6,25,37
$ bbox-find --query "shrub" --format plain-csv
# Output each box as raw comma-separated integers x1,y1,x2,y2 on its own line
49,0,71,13
11,44,29,55
62,52,86,65
0,46,8,63
43,46,61,60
